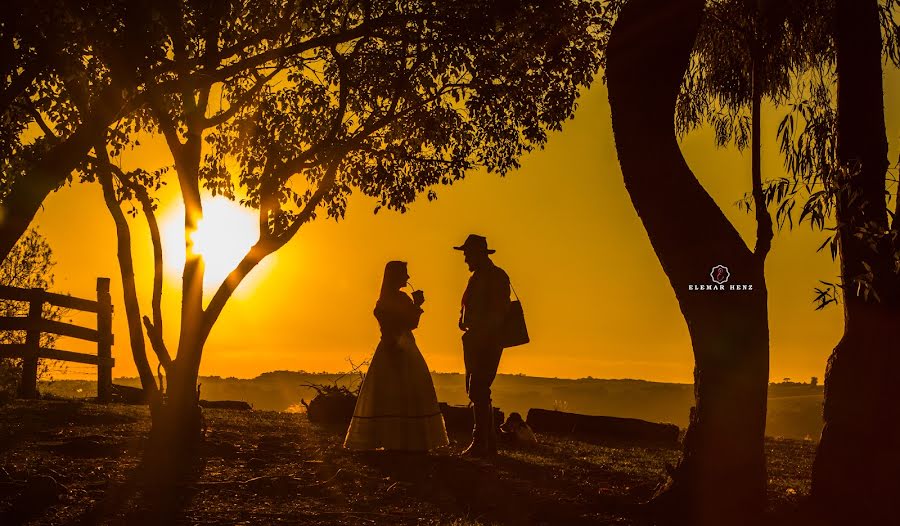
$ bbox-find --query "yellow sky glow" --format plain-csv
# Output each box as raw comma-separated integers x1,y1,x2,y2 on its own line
23,69,900,384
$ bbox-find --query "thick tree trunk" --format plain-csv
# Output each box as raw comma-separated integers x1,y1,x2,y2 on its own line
157,353,204,447
813,307,900,523
607,1,769,524
0,172,61,261
811,1,900,523
141,341,205,523
144,339,205,483
0,141,95,260
0,93,121,262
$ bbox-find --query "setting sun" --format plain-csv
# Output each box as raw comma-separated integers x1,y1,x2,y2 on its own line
161,196,272,292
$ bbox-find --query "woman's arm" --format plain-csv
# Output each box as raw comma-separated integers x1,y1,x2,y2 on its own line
399,292,424,330
377,291,423,331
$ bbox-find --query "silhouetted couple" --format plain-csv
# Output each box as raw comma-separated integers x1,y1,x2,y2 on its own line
344,234,511,457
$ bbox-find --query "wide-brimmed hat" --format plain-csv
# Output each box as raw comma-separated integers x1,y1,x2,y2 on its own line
453,234,495,254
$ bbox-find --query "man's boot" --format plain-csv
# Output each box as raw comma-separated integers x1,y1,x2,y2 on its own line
460,403,489,457
485,404,498,456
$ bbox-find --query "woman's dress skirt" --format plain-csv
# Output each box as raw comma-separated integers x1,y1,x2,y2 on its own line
344,332,449,451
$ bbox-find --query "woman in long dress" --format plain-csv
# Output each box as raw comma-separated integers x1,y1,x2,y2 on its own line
343,261,449,451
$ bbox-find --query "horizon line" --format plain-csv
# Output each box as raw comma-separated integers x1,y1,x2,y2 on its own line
46,370,820,386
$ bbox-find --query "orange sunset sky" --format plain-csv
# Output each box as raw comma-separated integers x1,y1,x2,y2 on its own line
26,71,900,384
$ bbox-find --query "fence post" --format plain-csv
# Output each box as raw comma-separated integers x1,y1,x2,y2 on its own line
17,288,43,399
96,278,113,402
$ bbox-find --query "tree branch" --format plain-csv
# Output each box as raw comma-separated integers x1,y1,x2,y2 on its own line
154,15,415,97
20,102,58,140
270,56,453,184
195,4,223,122
143,316,174,371
159,0,197,118
751,40,774,260
199,241,272,343
133,185,173,370
143,1,300,82
147,92,185,158
0,64,40,115
199,159,342,343
272,161,342,250
203,66,282,128
326,46,350,145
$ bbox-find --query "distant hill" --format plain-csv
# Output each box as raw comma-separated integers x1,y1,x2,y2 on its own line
41,372,823,440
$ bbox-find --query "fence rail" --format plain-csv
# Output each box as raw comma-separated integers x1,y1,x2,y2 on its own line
0,278,114,401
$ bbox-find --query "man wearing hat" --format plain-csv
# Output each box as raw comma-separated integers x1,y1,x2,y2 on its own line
455,234,511,457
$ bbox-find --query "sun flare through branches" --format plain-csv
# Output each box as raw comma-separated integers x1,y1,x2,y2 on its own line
161,196,273,294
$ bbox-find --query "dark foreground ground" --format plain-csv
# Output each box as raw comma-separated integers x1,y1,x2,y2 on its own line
44,375,824,440
0,400,815,525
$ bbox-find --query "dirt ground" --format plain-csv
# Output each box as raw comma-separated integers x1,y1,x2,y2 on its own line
0,400,816,525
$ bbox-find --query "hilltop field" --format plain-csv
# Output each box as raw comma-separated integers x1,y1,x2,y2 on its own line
0,399,815,525
42,372,824,441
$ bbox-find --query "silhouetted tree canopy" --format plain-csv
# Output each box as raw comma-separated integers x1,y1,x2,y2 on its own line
768,0,900,305
668,0,900,306
3,0,607,403
55,0,609,453
0,0,175,260
676,0,832,150
152,0,606,233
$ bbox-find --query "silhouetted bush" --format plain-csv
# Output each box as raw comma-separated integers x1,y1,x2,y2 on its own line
0,229,63,401
301,385,357,427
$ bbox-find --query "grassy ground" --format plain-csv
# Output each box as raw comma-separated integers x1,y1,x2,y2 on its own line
0,400,816,525
41,375,825,440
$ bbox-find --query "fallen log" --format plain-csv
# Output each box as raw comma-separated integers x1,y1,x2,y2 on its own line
525,408,679,446
110,384,147,404
439,403,504,433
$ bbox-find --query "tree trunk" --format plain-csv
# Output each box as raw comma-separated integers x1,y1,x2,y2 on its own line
144,143,208,481
97,165,160,399
140,341,205,524
813,306,900,523
0,95,120,262
144,339,205,483
811,1,900,522
750,32,772,259
0,146,90,261
607,1,769,524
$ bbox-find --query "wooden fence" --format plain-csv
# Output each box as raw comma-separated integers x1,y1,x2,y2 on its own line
0,277,114,401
